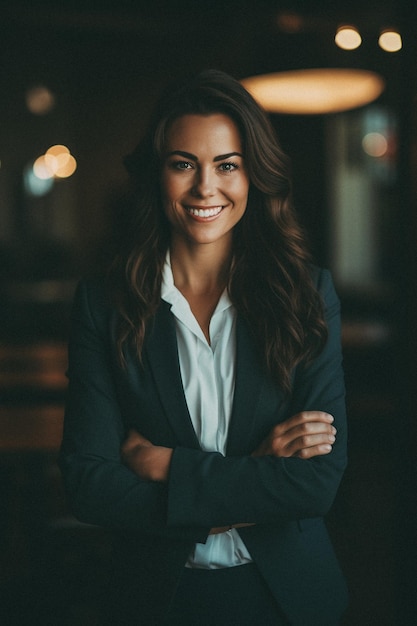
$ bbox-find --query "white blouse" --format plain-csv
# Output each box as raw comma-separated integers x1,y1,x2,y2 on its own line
161,253,252,569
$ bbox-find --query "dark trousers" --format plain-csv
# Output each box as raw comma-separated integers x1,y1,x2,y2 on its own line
163,562,289,625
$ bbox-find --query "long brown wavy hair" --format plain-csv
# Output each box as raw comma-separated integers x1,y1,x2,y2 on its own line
110,69,327,392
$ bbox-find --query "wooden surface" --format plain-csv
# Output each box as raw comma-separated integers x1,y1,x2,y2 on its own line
0,342,67,451
0,404,64,451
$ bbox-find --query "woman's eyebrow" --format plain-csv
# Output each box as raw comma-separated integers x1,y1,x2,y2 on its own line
166,150,197,160
213,152,243,162
166,150,243,162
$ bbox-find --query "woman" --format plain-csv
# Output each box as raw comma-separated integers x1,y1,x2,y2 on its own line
60,69,348,625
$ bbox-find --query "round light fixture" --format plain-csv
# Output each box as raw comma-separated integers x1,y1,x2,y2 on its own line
335,26,362,50
378,30,402,52
241,69,385,115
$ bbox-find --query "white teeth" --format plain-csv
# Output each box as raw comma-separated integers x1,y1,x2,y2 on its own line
187,206,223,217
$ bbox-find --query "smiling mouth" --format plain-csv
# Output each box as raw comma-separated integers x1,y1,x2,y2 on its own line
185,206,224,218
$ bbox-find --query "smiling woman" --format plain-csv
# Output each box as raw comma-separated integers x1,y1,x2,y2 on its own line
59,70,348,625
161,113,249,251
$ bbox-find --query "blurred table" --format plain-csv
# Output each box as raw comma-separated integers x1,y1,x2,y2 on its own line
0,342,67,451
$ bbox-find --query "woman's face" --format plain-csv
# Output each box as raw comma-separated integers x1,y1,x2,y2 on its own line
161,113,249,249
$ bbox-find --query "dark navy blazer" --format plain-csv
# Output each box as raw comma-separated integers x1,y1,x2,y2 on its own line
60,268,348,625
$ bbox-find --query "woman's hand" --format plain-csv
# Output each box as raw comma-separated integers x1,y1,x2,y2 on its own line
121,429,173,482
252,411,336,459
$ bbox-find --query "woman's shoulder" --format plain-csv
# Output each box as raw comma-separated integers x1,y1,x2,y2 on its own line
71,274,116,321
308,264,340,311
309,264,333,289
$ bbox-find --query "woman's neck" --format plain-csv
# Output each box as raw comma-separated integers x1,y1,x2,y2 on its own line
169,238,232,296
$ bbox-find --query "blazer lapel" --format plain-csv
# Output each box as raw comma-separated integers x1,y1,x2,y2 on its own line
226,316,267,456
143,305,285,456
145,301,200,449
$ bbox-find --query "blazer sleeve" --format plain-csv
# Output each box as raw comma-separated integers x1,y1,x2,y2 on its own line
59,279,206,541
167,269,347,528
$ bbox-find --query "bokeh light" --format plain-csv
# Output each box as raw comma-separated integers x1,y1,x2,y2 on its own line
54,154,77,178
362,132,388,158
378,30,402,52
33,145,77,181
335,26,362,50
24,163,54,196
26,86,55,115
33,155,55,180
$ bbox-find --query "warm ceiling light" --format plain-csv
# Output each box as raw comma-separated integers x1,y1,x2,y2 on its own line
45,145,71,176
241,69,385,115
276,12,305,34
33,155,54,180
46,144,70,158
26,86,55,115
54,154,77,178
335,26,362,50
33,144,77,180
378,30,402,52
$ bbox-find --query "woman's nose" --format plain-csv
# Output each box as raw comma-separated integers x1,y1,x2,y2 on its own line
192,167,215,198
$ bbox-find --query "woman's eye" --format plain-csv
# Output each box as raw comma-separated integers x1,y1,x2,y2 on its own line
171,161,193,170
219,162,238,172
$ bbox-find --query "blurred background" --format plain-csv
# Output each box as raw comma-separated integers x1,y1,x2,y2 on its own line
0,0,416,624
